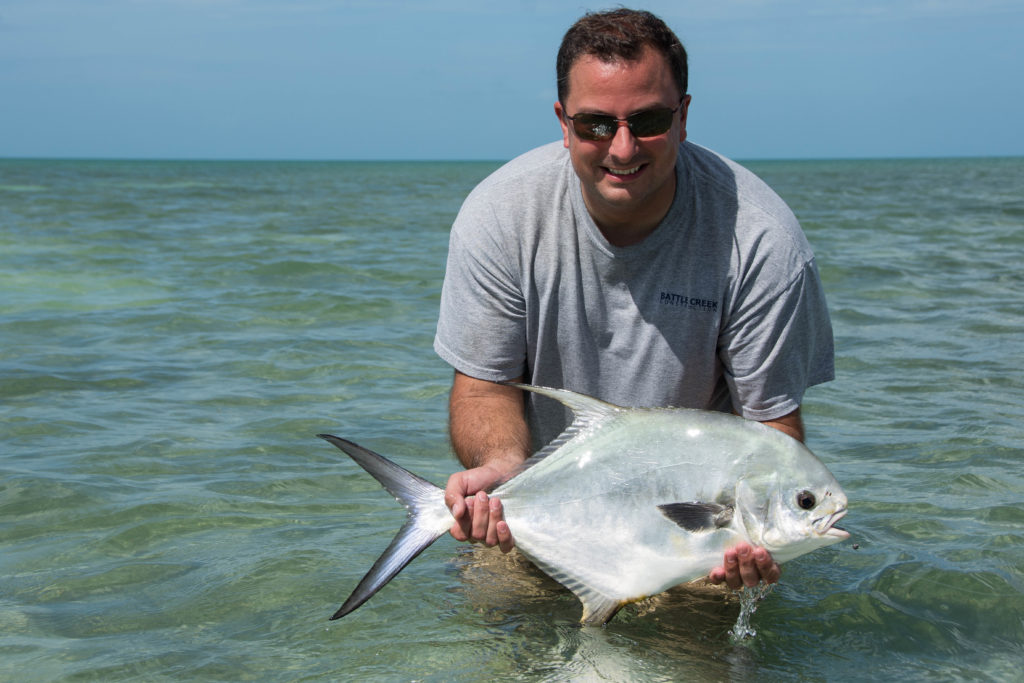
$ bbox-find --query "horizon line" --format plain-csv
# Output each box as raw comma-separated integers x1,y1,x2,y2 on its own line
3,152,1023,164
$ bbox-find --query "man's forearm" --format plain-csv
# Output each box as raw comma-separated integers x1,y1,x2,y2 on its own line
448,371,531,471
760,407,805,443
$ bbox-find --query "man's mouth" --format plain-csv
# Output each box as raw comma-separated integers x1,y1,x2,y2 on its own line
604,164,643,178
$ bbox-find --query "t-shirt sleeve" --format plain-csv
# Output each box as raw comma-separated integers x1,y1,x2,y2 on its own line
433,199,528,382
719,257,835,421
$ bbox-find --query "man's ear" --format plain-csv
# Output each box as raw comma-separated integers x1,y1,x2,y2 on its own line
679,94,692,144
554,101,571,149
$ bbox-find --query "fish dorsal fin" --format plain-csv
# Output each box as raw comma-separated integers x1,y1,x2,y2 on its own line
504,382,623,424
495,383,624,482
658,502,734,532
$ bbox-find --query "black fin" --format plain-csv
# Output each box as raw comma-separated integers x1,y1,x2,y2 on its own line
658,502,733,532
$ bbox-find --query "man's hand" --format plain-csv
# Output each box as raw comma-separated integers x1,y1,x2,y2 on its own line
444,465,515,553
708,542,780,589
445,372,528,555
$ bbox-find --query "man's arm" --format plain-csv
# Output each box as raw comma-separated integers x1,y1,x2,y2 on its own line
760,406,804,443
444,371,529,553
448,371,530,470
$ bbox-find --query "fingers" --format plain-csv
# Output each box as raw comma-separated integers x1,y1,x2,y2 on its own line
709,543,780,589
447,500,469,542
736,544,760,587
445,475,471,542
470,491,490,541
450,491,516,553
719,547,744,590
443,470,515,552
752,546,781,584
482,498,515,554
496,520,514,554
484,496,502,547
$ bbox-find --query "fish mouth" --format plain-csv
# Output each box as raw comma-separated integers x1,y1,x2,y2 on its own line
816,508,850,539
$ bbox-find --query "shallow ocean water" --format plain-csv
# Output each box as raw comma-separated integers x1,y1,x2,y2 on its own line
1,155,1023,681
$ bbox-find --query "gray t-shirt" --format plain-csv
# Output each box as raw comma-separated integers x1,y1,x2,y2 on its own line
434,140,834,449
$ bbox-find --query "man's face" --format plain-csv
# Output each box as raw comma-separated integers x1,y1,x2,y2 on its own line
555,46,690,244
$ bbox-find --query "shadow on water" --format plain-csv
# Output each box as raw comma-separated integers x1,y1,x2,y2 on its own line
444,546,769,681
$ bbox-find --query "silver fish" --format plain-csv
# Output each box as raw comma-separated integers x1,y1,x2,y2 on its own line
320,383,849,625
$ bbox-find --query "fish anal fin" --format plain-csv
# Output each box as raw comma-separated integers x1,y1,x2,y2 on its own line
580,594,626,627
658,502,733,532
517,549,626,627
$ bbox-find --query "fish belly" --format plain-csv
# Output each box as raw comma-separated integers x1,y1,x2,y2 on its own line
502,491,743,604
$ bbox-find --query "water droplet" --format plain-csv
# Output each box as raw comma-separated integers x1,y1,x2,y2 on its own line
729,581,775,642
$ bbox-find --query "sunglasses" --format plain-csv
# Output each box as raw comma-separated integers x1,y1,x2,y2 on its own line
563,98,685,142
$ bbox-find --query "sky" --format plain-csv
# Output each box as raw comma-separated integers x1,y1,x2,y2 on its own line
2,0,1022,161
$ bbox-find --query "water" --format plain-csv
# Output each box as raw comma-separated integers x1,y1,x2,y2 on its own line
2,155,1023,681
729,583,775,643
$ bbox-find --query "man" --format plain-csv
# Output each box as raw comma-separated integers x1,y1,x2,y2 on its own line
433,9,834,590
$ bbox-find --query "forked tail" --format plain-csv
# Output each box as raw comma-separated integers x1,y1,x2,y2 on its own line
318,434,452,621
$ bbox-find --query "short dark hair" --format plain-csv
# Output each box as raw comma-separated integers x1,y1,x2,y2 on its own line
556,8,688,105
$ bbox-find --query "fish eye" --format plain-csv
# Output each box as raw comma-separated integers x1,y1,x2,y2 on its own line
796,490,816,510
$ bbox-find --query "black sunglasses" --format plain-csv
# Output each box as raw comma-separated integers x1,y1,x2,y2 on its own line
564,98,685,142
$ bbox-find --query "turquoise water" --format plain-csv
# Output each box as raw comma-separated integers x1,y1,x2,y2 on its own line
2,155,1023,680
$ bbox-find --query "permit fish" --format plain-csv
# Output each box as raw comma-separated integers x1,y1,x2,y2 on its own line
320,383,849,626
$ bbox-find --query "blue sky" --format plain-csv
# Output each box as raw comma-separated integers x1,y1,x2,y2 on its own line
2,0,1021,160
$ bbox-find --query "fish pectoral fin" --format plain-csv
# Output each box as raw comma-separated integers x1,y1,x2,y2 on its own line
657,502,734,532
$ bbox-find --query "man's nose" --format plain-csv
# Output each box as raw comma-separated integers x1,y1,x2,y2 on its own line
608,121,639,159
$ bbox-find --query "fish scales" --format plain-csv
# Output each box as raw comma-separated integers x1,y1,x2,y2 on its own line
319,383,849,625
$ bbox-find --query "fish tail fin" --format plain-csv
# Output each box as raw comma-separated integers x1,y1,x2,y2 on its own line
318,434,452,621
